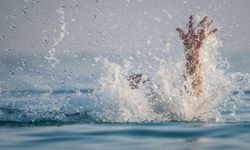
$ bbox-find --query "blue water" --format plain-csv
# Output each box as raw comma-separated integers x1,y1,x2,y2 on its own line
0,122,250,150
0,90,250,150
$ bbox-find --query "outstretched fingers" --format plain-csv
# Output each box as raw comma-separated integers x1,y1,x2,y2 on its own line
206,28,218,37
207,19,213,28
188,15,194,31
198,16,208,28
176,27,185,39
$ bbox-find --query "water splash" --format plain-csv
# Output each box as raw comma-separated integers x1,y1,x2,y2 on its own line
45,6,67,68
94,15,245,122
0,1,249,125
94,59,157,122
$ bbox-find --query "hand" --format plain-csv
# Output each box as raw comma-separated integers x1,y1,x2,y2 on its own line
128,73,150,89
176,15,218,50
128,73,142,89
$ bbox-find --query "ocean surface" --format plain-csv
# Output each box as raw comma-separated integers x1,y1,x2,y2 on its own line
0,89,250,150
1,1,250,150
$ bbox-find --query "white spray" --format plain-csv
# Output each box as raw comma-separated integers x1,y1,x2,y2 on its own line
45,6,67,68
95,15,238,122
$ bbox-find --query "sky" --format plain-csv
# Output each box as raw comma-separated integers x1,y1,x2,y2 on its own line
0,0,250,90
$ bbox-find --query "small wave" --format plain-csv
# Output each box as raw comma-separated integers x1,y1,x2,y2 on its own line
0,89,94,97
0,88,249,127
0,107,99,127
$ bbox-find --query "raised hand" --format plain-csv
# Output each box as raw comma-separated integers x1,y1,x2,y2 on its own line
176,15,218,97
176,15,218,50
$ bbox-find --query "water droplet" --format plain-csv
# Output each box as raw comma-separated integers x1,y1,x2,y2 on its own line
10,25,16,31
5,48,11,51
17,67,24,71
154,17,161,22
11,15,17,19
71,18,76,22
166,42,171,50
10,71,15,75
94,57,101,63
22,6,29,14
82,57,87,62
147,40,151,45
60,80,64,85
31,0,39,5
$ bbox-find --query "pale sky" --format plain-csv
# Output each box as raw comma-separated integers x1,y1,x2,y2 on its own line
0,0,250,90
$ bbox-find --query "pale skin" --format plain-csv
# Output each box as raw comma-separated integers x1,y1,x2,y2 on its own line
128,15,218,97
176,15,218,97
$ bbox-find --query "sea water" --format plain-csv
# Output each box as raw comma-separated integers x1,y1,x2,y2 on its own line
0,90,250,150
1,1,250,150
